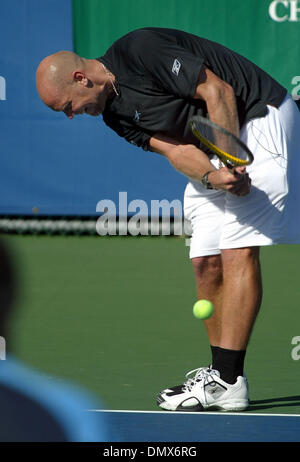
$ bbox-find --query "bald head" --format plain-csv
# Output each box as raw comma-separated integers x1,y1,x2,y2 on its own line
36,51,84,109
36,51,114,119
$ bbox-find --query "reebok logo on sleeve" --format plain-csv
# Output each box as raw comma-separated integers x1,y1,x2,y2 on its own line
172,59,181,76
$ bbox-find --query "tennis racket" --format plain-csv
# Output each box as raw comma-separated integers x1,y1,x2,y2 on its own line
189,115,254,168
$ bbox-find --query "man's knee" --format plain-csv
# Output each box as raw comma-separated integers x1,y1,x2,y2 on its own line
192,254,223,286
221,247,260,269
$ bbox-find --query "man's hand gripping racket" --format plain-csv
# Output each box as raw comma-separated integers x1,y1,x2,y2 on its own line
189,116,254,196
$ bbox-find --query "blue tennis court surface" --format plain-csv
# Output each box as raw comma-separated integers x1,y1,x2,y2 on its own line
93,410,300,442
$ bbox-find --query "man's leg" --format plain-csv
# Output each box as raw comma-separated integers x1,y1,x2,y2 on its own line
192,254,223,347
157,247,254,411
192,246,263,383
219,246,263,350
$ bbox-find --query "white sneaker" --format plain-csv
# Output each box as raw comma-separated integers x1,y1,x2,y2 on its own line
157,368,249,412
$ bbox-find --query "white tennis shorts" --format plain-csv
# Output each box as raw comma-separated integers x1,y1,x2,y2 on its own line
184,94,300,258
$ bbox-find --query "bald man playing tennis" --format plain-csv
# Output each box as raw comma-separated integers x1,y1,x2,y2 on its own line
36,28,300,412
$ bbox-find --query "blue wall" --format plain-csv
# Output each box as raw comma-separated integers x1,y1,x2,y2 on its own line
0,0,186,216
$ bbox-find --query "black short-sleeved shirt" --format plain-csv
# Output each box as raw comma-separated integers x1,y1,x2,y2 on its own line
98,28,287,151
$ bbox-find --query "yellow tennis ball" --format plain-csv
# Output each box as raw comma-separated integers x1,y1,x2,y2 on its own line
193,300,214,320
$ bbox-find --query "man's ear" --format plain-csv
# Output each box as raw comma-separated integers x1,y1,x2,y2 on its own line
72,70,88,86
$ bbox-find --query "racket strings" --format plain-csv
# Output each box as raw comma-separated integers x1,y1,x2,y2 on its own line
190,117,254,167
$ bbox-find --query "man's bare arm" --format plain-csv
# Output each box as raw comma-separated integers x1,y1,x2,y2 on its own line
193,66,240,137
149,134,216,181
149,134,251,196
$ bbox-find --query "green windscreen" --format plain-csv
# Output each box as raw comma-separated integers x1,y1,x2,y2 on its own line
72,0,300,95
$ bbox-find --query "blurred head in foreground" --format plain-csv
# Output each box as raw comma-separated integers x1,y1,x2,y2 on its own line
0,239,113,442
0,239,17,342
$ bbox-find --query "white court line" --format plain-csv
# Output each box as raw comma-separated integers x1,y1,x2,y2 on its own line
90,409,300,418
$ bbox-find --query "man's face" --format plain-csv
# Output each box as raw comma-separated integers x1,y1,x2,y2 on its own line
53,77,107,119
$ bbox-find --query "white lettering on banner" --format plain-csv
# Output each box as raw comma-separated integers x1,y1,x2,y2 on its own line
290,0,300,19
291,76,300,100
95,192,188,236
269,0,300,22
291,336,300,360
269,0,289,21
0,76,6,100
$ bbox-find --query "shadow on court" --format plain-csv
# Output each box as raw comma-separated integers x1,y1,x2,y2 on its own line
249,395,300,411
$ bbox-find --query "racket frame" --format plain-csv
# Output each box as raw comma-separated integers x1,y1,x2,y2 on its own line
189,116,254,167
